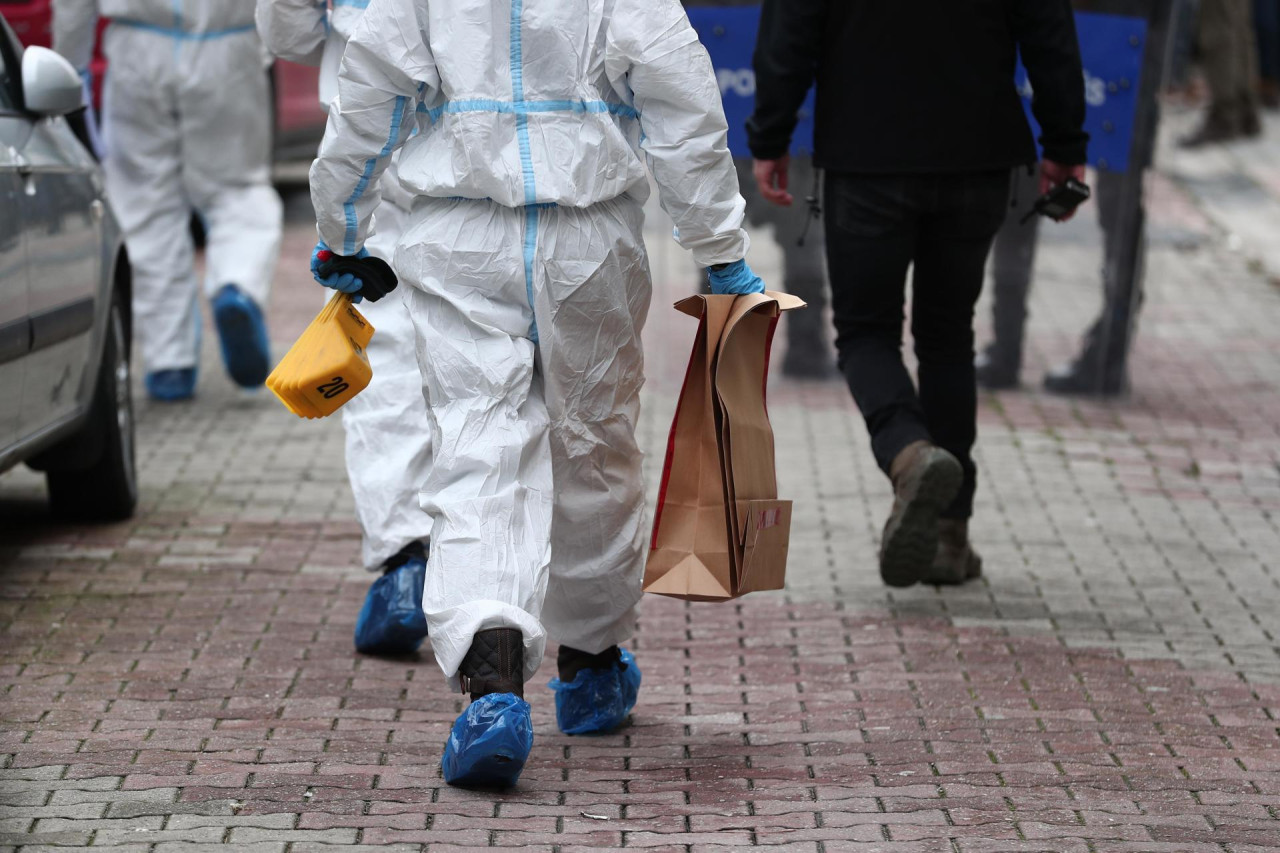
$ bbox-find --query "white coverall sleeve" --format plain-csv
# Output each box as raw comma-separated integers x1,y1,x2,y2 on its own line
607,0,748,267
255,0,328,67
51,0,100,72
309,0,436,255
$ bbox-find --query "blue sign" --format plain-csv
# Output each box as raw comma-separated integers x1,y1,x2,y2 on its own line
1017,12,1147,172
687,7,1147,173
686,6,816,158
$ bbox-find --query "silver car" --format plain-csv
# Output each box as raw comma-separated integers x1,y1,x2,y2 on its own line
0,12,134,521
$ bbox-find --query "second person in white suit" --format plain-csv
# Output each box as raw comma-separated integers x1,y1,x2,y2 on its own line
256,0,434,655
53,0,283,401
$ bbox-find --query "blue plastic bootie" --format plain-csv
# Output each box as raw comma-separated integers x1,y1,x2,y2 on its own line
145,367,197,402
211,284,270,388
548,647,641,735
441,693,534,788
354,542,429,655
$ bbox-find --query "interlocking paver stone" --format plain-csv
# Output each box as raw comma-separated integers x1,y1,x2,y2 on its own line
4,117,1280,849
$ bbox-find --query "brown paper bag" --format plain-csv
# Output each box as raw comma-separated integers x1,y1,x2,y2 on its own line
644,291,805,601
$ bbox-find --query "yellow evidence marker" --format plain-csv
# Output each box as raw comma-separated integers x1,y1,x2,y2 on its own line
266,292,375,418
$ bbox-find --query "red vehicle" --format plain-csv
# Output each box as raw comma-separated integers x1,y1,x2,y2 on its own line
0,0,327,158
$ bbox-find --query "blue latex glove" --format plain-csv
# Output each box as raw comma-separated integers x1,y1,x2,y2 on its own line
311,241,370,299
707,259,766,295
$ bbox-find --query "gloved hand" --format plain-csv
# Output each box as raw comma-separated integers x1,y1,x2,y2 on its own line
311,241,370,299
708,259,766,295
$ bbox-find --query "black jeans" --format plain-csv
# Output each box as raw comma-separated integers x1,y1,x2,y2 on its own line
824,170,1010,520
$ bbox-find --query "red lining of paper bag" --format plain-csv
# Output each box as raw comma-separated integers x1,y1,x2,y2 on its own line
650,314,706,549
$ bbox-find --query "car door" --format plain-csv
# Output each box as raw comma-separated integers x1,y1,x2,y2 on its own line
0,40,30,452
14,82,102,436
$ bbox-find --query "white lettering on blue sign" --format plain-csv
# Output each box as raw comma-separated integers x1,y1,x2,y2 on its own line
717,68,756,98
1083,70,1107,107
1020,69,1108,107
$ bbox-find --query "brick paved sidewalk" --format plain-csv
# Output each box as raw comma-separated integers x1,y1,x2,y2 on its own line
3,114,1280,850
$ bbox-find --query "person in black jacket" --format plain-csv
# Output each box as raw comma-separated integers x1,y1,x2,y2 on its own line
681,0,835,378
747,0,1088,587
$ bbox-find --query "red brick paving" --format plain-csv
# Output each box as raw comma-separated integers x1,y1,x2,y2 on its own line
2,545,1278,850
5,121,1280,848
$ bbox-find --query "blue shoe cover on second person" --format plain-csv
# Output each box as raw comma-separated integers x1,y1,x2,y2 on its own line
548,648,641,735
144,368,197,402
211,284,271,388
353,546,429,655
441,693,534,788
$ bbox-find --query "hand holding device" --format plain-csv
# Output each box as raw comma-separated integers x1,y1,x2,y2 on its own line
1027,161,1090,223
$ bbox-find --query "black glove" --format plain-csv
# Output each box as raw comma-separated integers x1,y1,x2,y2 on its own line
315,252,399,303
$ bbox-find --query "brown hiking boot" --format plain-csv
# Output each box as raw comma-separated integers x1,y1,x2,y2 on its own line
879,441,963,588
922,520,983,585
458,628,525,701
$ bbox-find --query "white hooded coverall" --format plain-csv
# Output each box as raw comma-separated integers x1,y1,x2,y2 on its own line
310,0,749,687
53,0,283,374
255,0,433,572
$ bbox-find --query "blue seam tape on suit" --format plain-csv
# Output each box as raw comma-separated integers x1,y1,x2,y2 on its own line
113,19,257,40
523,206,540,346
343,95,409,255
510,0,540,344
418,99,640,124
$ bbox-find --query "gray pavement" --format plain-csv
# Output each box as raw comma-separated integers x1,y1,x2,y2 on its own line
1,107,1279,849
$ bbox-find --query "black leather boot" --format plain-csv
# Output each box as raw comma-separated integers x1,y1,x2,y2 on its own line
458,628,524,701
557,644,623,682
1043,359,1125,396
974,346,1019,390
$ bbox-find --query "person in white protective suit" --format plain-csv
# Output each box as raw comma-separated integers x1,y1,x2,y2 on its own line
53,0,282,402
309,0,768,788
255,0,433,657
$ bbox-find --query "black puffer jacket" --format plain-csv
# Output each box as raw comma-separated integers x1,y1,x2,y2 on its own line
747,0,1089,173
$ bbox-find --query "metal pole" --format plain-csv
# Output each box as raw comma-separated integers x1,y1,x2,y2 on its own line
1092,0,1175,391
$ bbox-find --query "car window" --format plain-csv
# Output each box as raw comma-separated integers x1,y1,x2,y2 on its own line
0,55,15,112
0,18,23,111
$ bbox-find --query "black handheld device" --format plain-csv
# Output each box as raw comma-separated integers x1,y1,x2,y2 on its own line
315,254,399,303
1021,177,1091,224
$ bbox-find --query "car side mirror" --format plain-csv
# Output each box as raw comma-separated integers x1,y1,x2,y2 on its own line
21,46,84,117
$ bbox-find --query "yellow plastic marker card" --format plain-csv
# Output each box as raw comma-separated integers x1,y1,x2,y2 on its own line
266,292,375,419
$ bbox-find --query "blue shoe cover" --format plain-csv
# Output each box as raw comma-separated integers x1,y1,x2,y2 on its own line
211,284,270,388
548,648,641,735
441,693,533,788
354,553,429,655
145,368,197,402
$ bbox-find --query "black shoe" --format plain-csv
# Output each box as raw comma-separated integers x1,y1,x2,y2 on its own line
1180,109,1241,148
1241,108,1262,138
459,628,525,701
557,644,624,682
1042,362,1124,396
974,350,1019,390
